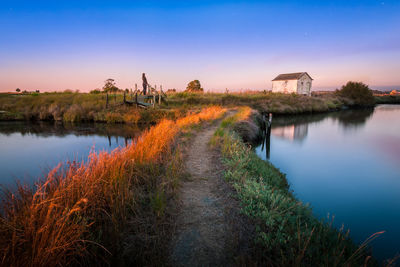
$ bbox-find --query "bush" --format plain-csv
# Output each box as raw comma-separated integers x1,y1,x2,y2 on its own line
336,81,374,107
185,80,203,93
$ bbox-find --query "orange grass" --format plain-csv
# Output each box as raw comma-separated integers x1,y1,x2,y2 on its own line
0,106,226,267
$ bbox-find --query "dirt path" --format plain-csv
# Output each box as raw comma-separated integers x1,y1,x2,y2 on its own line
170,117,253,266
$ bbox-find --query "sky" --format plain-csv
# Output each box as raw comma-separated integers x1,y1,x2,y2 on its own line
0,0,399,92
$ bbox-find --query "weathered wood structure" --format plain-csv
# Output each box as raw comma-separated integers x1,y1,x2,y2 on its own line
271,72,313,96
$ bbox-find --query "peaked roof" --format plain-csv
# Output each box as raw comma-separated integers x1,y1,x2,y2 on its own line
272,72,313,81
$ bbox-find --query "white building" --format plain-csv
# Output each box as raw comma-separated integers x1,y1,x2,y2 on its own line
271,72,313,96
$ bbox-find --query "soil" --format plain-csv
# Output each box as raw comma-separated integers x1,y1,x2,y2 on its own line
170,117,254,266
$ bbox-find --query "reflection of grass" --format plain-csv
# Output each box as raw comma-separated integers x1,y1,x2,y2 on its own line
213,108,379,266
0,106,226,266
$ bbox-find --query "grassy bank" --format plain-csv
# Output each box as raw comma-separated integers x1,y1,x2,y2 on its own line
169,92,348,114
212,107,380,266
374,95,400,105
2,91,398,123
0,106,226,266
0,92,186,123
1,91,399,123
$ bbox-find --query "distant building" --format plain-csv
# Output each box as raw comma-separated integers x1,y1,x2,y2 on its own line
272,72,313,96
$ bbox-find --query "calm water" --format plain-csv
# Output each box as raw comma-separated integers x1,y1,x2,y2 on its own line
256,105,400,263
0,121,144,187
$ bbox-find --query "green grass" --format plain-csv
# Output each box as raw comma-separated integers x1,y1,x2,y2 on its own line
212,110,379,266
0,92,188,123
1,91,398,124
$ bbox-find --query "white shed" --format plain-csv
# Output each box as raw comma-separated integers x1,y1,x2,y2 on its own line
271,72,313,96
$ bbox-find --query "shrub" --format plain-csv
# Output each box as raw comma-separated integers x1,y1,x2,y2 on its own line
185,80,203,93
336,81,374,107
90,89,101,94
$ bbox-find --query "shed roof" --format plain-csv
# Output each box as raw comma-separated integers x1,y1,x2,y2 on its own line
272,72,313,81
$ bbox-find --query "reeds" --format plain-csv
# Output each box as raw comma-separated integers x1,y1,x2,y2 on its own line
0,106,226,266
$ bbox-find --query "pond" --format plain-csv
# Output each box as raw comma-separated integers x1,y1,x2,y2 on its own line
256,105,400,263
0,121,145,187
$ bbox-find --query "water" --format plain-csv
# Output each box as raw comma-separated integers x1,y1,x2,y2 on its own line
256,105,400,263
0,121,144,187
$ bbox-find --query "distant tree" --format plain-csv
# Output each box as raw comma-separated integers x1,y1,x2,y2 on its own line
185,80,203,93
90,89,101,94
35,90,40,93
336,81,374,107
16,88,21,92
125,88,129,93
103,79,119,93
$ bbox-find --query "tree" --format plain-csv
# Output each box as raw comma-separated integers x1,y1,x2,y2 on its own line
185,80,203,93
103,79,119,93
336,81,374,107
15,88,21,92
90,89,101,94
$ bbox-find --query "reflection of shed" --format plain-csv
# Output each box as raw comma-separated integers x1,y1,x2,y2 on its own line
271,124,308,141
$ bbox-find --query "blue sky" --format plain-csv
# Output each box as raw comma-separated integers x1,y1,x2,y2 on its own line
0,0,399,91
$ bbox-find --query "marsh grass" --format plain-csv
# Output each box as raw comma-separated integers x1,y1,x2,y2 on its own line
212,108,381,266
1,91,398,123
0,106,226,267
0,92,187,124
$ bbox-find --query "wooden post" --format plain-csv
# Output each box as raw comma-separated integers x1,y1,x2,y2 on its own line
135,92,138,108
123,91,126,104
153,94,155,108
106,93,109,108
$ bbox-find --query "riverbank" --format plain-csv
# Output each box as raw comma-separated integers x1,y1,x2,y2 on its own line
211,107,380,266
0,106,227,266
1,92,399,123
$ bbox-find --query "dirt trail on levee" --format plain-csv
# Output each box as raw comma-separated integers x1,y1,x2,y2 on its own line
170,114,253,266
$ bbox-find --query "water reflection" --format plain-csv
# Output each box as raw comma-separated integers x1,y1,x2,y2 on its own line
0,121,146,187
0,121,145,147
259,108,375,154
255,105,400,262
333,108,374,131
271,124,308,142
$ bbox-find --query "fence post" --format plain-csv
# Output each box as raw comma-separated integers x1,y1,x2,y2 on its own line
153,94,155,108
106,92,109,108
123,91,126,104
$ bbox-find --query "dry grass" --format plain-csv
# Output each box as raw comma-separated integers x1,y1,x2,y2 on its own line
0,106,226,267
